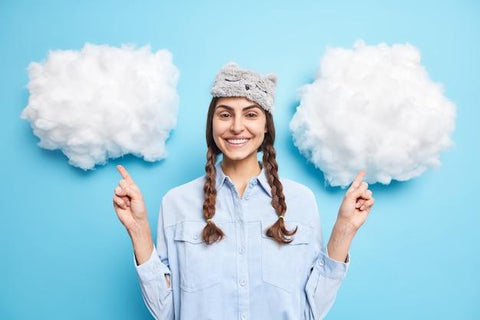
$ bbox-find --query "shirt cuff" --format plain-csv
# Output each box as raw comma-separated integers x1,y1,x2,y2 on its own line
133,246,171,284
315,248,350,280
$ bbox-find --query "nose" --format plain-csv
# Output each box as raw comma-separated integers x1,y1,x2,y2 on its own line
230,115,244,133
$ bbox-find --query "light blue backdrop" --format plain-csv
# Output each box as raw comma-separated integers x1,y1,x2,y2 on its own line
1,0,479,319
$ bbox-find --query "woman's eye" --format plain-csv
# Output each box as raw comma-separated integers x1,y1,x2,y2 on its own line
218,112,230,118
246,112,258,118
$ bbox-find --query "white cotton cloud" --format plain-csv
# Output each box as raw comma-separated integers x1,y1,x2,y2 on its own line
290,40,456,187
21,43,179,170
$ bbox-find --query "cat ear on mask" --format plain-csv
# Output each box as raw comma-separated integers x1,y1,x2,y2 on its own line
224,61,239,69
265,73,277,86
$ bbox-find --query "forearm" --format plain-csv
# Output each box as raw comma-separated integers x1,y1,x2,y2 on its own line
327,220,357,262
128,221,154,266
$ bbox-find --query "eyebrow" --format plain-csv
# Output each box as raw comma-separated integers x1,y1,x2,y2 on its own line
215,104,261,111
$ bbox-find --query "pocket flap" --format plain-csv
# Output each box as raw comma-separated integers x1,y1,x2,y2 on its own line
174,221,205,244
261,220,311,245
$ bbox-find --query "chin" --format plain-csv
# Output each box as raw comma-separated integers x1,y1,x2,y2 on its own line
222,152,250,161
221,148,259,162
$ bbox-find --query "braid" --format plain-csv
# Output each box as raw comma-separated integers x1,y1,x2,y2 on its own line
262,134,298,244
201,146,225,244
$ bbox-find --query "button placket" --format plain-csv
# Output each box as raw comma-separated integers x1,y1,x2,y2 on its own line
236,198,249,320
243,179,257,200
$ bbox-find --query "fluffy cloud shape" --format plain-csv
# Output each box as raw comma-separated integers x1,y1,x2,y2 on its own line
21,43,179,170
290,40,456,187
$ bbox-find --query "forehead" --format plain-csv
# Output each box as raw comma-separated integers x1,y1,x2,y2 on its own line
215,97,261,110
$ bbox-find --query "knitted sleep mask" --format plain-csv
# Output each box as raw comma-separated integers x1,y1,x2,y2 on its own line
210,62,278,113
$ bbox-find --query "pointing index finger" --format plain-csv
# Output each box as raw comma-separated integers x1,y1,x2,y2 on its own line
116,165,135,184
351,170,366,188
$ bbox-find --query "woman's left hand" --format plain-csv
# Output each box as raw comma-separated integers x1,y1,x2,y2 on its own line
337,170,375,233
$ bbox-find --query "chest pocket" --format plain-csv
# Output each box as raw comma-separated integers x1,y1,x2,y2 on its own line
260,220,312,293
174,221,230,292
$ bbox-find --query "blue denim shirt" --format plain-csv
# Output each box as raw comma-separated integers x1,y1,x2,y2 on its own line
134,161,349,320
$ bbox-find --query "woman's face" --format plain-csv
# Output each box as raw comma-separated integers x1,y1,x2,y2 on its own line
212,97,267,163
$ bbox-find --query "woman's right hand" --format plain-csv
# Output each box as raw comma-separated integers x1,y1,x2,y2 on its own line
113,164,149,232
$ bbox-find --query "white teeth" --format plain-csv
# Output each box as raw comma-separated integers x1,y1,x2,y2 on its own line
227,139,249,144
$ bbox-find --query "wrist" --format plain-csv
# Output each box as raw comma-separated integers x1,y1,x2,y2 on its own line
127,220,152,241
334,218,359,237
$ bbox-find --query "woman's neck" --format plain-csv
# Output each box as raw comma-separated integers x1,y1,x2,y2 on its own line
221,156,261,197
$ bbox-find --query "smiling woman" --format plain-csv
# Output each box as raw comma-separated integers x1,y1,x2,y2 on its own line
113,62,375,320
203,93,300,246
210,98,268,194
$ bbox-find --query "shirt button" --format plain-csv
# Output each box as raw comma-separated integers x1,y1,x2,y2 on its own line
239,247,245,255
240,279,247,286
193,235,198,240
318,258,325,266
241,314,247,320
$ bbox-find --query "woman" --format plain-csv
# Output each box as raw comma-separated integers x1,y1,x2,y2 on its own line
113,62,374,319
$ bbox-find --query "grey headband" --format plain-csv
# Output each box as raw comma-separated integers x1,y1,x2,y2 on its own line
210,62,277,113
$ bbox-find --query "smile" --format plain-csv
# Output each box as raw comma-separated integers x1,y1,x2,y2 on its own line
225,138,250,147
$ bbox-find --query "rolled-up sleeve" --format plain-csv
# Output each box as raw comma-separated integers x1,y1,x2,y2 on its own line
303,189,350,320
305,248,349,319
133,196,174,320
134,246,173,319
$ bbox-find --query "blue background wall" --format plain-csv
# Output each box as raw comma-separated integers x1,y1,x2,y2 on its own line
1,0,479,319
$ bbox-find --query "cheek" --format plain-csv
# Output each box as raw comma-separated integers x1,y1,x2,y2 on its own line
249,127,266,146
212,120,224,136
258,133,266,145
212,120,228,145
251,121,267,137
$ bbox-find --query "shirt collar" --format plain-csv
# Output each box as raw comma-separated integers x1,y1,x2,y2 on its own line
215,160,272,198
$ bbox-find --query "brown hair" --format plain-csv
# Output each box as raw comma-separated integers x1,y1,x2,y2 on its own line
202,97,297,245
